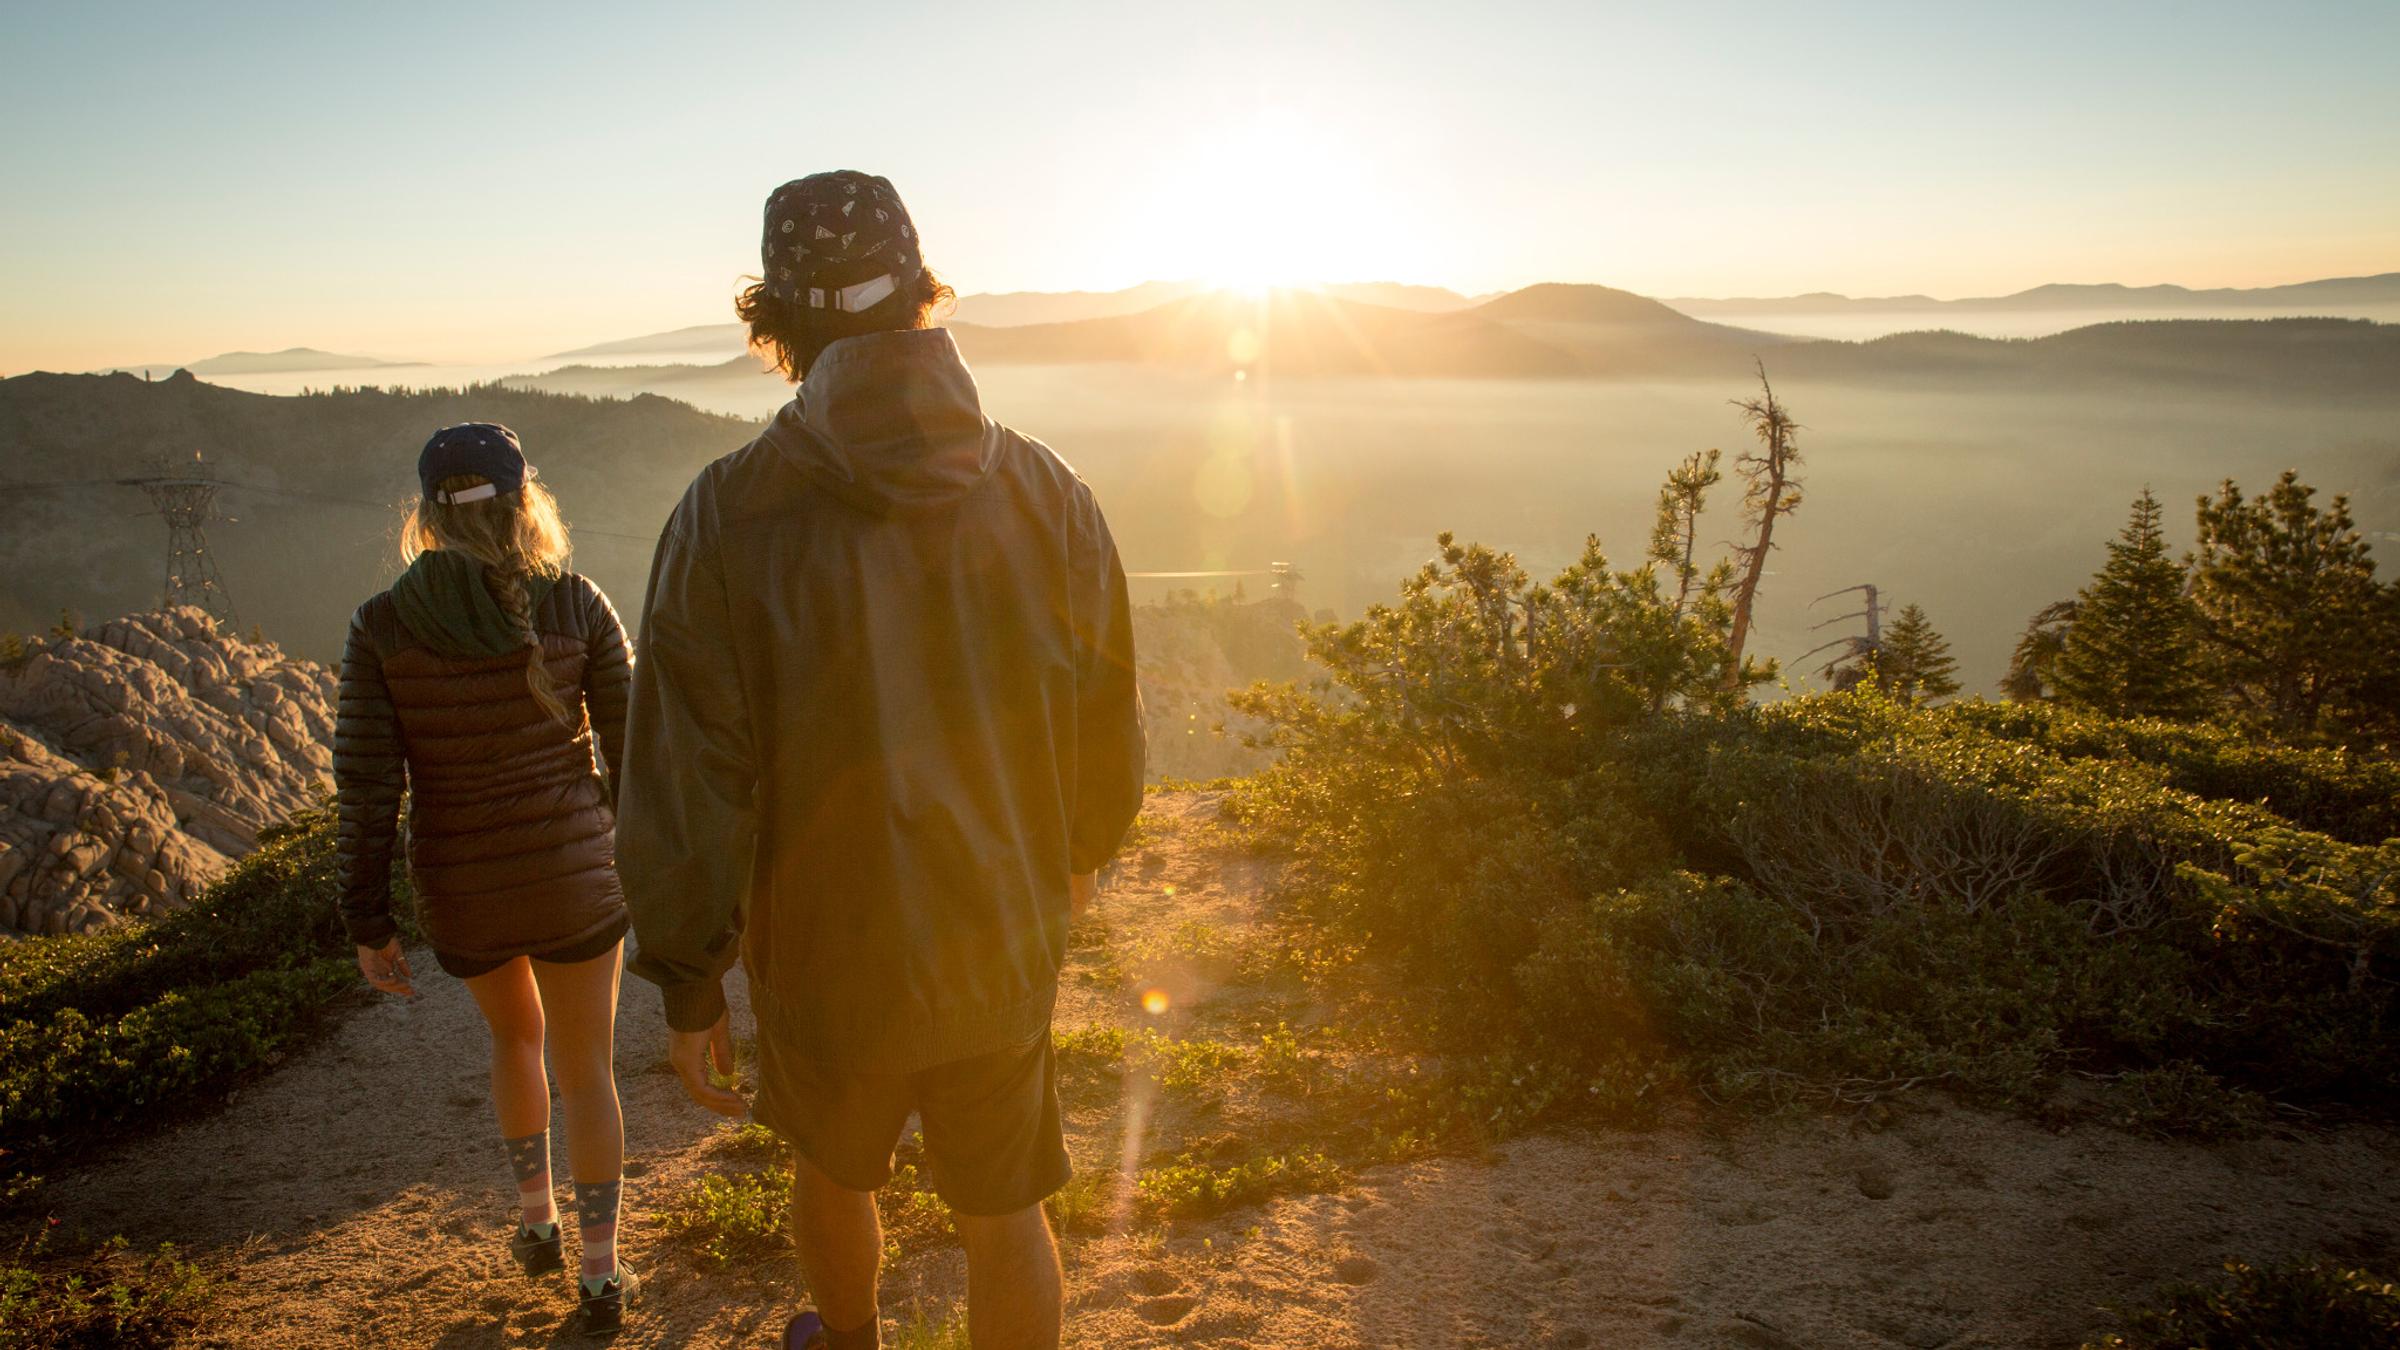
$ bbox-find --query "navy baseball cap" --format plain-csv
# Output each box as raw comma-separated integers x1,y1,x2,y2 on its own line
418,423,528,504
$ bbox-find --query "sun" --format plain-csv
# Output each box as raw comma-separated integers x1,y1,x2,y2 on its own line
1136,108,1400,294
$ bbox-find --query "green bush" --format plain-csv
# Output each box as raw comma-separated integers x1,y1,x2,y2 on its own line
2086,1258,2400,1348
1945,700,2400,845
0,806,371,1156
1228,526,2399,1129
1135,1146,1343,1218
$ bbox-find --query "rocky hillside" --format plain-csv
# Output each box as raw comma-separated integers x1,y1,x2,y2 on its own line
0,607,332,936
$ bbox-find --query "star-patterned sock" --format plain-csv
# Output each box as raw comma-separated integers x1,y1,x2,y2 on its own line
504,1129,558,1234
576,1177,622,1296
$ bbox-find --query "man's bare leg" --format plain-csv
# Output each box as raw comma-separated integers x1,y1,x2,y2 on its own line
954,1204,1062,1350
790,1154,883,1339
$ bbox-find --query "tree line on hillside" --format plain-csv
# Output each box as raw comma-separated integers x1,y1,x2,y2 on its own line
2002,474,2398,747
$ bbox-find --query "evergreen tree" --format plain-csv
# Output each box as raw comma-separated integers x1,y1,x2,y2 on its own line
1648,448,1722,618
2001,600,2077,702
1870,603,1960,703
2189,471,2384,739
2053,489,2209,720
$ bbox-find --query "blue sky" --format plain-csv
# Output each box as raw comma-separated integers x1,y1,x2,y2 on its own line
4,0,2395,367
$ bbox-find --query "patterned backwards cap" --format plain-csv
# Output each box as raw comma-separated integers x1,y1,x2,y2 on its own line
761,171,922,309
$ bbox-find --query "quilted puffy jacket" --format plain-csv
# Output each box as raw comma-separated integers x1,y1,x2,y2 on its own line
334,567,632,960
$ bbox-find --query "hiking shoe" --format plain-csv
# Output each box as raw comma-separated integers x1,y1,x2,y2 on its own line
508,1222,564,1278
783,1311,827,1349
576,1265,639,1338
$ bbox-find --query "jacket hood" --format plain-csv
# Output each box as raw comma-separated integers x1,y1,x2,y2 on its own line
762,328,1001,515
390,549,559,659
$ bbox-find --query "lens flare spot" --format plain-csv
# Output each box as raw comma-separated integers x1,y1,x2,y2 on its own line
1227,327,1262,366
1142,988,1171,1016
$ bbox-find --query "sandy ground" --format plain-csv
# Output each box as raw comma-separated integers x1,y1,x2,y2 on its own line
39,792,2400,1348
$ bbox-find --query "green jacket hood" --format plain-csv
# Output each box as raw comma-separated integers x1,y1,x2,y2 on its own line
390,549,560,658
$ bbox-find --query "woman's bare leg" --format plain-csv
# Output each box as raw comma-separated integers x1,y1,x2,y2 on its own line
529,941,625,1185
464,956,558,1229
532,941,627,1289
463,956,548,1138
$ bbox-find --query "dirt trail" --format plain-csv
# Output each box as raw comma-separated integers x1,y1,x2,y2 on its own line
41,793,2400,1348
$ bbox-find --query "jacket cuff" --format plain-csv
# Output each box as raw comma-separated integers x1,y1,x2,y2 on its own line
342,910,399,949
662,977,728,1033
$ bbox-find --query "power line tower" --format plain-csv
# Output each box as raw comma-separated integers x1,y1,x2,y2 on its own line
119,453,237,623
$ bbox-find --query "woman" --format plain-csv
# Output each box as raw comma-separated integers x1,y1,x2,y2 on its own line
333,421,637,1335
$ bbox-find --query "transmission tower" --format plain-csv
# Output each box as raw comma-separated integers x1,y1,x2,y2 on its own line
120,453,237,623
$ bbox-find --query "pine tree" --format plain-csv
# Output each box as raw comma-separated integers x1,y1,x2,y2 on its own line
2053,490,2209,720
1870,603,1960,703
1648,448,1722,618
2189,471,2383,738
2001,600,2077,702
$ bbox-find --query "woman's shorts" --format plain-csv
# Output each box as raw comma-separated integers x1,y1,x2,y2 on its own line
434,913,629,980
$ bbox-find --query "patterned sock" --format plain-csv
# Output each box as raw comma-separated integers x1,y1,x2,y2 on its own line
576,1177,622,1295
503,1129,558,1233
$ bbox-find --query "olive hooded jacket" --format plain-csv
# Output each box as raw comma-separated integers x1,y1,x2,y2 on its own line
618,328,1145,1072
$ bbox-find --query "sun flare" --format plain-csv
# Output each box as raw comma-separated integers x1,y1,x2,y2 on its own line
1139,108,1401,294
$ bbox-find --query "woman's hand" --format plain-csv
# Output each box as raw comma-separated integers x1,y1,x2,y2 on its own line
358,938,416,997
1070,871,1099,918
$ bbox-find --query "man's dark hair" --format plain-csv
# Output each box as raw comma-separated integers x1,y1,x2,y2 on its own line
736,262,957,382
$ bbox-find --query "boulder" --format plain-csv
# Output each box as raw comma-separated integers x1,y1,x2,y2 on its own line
0,608,331,933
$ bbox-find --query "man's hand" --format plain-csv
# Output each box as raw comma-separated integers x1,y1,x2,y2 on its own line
668,1010,747,1116
1070,870,1099,919
357,939,416,998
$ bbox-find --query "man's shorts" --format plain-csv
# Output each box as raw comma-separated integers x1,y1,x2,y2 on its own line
753,1025,1071,1218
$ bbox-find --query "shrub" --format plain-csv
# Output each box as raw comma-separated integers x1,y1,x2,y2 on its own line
1135,1146,1343,1218
1945,700,2400,845
660,1166,789,1266
2086,1258,2400,1348
0,806,373,1156
1229,525,2398,1127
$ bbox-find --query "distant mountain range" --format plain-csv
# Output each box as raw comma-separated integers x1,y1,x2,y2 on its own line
96,348,425,379
505,284,2398,418
545,281,1482,360
1666,272,2400,318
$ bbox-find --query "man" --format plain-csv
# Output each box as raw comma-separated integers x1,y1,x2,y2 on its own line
618,171,1145,1350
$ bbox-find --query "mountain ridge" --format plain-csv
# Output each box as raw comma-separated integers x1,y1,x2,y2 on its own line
1668,271,2400,316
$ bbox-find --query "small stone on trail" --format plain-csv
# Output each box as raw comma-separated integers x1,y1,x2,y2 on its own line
1857,1168,1897,1200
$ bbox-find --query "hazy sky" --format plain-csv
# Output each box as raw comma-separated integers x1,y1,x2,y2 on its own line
4,0,2396,369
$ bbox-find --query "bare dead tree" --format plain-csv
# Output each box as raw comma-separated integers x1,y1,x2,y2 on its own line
1725,362,1803,682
